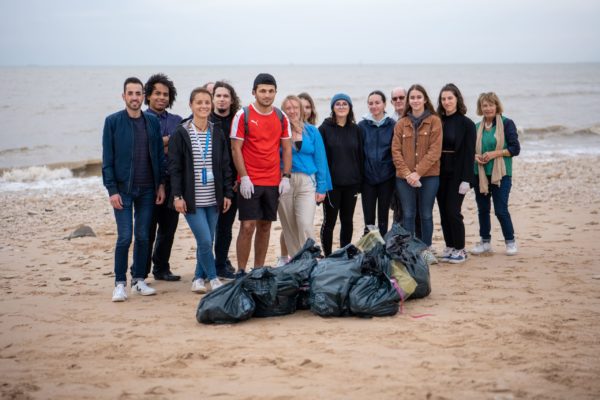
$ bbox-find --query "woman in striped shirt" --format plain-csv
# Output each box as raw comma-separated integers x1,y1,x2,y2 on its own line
168,87,233,293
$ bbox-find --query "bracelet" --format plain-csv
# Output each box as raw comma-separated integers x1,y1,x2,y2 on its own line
282,173,291,179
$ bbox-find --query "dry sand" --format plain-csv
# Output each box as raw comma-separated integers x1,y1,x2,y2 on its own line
1,156,600,399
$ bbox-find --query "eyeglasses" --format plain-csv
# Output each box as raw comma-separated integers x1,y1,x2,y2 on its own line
334,102,349,108
391,96,405,102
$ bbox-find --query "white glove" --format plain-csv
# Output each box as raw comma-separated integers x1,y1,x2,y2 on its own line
240,176,254,199
458,181,470,195
279,177,291,195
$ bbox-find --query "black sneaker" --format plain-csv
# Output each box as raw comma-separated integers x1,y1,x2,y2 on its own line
234,270,247,279
224,259,236,274
216,268,235,280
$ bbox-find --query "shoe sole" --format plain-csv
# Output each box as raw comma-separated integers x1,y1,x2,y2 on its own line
448,259,467,264
191,287,207,294
112,297,126,302
132,290,156,296
470,251,493,256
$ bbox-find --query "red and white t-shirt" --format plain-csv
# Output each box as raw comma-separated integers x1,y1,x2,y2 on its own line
230,103,291,186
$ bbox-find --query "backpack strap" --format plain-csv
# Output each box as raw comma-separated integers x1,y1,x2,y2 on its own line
273,107,285,133
243,106,250,136
244,105,285,135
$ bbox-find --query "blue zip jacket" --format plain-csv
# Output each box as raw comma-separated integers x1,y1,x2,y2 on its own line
102,109,165,196
358,114,396,185
282,123,332,194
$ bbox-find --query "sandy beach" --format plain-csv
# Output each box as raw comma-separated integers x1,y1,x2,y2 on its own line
1,155,600,400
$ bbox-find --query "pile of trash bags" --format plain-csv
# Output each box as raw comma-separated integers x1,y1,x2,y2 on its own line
197,223,431,324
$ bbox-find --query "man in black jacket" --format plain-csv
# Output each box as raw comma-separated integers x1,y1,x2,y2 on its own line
210,81,241,280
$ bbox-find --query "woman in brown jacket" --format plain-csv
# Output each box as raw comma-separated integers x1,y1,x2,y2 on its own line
391,84,442,263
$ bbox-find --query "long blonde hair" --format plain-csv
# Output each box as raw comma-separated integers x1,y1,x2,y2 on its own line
281,95,305,136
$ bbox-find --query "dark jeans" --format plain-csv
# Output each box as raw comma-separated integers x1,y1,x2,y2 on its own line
474,175,515,242
395,176,439,247
146,183,180,277
214,194,238,271
391,188,421,238
320,184,359,256
361,178,395,236
437,177,466,249
113,186,155,284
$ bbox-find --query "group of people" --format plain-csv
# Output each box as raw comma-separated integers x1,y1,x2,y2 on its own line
102,73,520,302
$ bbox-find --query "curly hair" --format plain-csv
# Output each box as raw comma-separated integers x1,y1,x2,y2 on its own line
144,73,177,108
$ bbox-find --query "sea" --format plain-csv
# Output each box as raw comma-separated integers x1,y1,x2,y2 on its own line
1,63,599,192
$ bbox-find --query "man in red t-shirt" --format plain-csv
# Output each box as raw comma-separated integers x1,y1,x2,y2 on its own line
230,73,292,276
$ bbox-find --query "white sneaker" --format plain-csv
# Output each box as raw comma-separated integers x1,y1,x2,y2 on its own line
439,247,455,263
422,249,438,265
209,278,223,291
112,283,127,302
506,241,518,256
131,280,156,296
471,240,493,255
191,279,207,293
276,255,290,267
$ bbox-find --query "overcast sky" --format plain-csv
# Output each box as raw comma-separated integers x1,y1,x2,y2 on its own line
1,0,598,66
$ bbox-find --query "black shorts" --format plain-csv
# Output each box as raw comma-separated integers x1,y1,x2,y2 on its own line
238,185,279,221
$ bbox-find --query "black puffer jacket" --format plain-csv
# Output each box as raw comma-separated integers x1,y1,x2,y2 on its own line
168,120,233,213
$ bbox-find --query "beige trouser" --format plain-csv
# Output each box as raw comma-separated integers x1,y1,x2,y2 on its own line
277,172,317,256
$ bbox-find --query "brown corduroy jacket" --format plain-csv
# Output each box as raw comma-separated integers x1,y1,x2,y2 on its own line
391,114,442,178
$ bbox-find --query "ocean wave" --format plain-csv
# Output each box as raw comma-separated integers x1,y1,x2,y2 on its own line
1,166,73,182
0,144,50,156
523,125,600,136
0,165,103,194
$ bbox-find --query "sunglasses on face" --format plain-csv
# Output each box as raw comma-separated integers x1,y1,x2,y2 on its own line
391,96,406,102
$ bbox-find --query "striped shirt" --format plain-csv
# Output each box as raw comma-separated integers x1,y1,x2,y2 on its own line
187,122,216,207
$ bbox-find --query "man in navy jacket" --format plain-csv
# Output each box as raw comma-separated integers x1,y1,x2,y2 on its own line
102,77,166,302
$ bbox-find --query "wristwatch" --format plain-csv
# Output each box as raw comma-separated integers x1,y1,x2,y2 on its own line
282,173,291,179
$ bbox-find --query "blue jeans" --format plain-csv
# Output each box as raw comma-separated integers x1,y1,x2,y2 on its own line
395,176,439,247
185,206,218,281
113,186,155,284
474,175,515,242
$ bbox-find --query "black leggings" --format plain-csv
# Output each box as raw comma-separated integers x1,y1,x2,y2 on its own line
361,178,395,236
320,184,359,256
436,177,466,249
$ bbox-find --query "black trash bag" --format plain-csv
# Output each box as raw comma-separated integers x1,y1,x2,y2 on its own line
250,247,318,318
361,243,392,276
383,222,431,299
197,279,255,324
273,257,318,296
296,285,311,310
289,238,323,262
242,267,278,317
309,244,364,317
349,274,400,317
384,223,428,256
258,294,298,317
